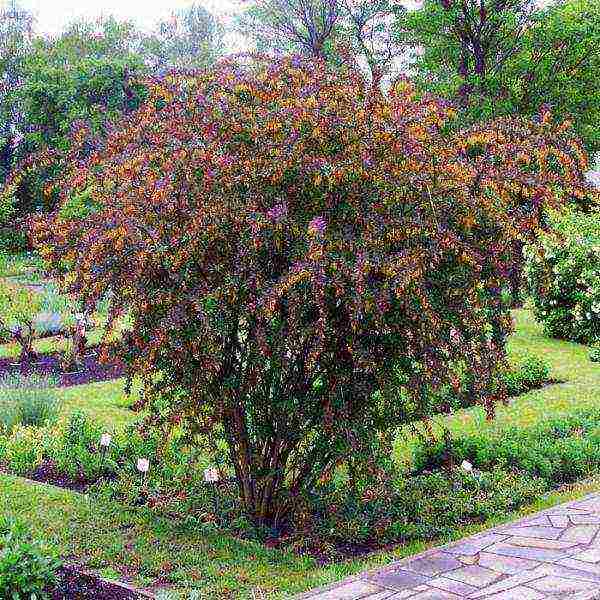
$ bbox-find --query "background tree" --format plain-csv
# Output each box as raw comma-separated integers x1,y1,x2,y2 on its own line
237,0,403,85
401,0,600,153
37,57,590,527
1,16,147,246
141,3,225,72
0,0,32,249
0,1,32,181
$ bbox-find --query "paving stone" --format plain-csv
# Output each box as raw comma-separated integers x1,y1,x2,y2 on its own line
562,525,600,544
506,536,580,550
548,515,570,528
427,576,478,595
443,565,502,587
481,587,546,600
535,562,600,584
405,591,460,600
484,541,572,562
569,515,600,525
444,534,508,556
382,591,417,600
367,570,429,591
404,553,463,577
544,508,590,516
557,558,600,576
515,515,552,527
572,499,600,514
499,526,564,540
477,552,541,575
467,568,546,598
570,548,600,564
311,581,388,600
528,575,597,594
518,516,552,527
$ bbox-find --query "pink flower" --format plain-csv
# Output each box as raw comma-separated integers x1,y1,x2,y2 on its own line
267,203,287,223
308,216,326,236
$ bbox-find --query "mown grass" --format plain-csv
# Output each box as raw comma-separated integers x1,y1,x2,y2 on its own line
0,308,599,597
394,309,600,464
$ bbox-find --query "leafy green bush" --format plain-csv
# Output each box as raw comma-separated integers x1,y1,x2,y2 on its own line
412,409,600,486
428,353,551,416
44,411,111,482
525,210,600,344
0,426,44,476
590,341,600,363
0,187,26,253
503,353,551,396
299,469,547,549
0,517,61,599
0,373,59,432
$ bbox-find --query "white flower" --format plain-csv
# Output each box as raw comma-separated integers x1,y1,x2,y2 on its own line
203,467,220,483
100,433,112,448
461,460,473,473
137,458,150,473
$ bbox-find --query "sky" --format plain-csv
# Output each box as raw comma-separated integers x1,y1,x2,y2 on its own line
16,0,241,35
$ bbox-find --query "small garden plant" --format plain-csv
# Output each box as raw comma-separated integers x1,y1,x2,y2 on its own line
0,373,60,432
0,517,61,599
0,281,43,365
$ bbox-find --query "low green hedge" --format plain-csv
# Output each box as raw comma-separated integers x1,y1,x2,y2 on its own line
413,408,600,485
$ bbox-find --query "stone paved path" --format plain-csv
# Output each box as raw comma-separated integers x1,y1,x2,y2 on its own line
298,494,600,599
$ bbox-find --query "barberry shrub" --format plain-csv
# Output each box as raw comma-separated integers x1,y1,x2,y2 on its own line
525,210,600,344
36,57,591,528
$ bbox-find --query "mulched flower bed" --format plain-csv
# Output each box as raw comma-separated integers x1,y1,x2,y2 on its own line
28,460,103,493
0,346,125,387
49,565,148,600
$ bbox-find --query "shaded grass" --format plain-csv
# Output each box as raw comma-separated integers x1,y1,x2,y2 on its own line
56,379,138,429
394,309,600,464
0,251,42,280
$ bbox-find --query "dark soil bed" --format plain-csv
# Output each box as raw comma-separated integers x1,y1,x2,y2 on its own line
0,345,125,386
49,565,145,599
28,460,104,493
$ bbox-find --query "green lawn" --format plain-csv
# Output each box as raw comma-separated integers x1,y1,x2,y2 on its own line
0,309,599,598
394,309,600,463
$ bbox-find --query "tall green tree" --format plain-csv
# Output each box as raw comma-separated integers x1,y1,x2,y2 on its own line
0,0,32,179
4,17,147,221
18,18,145,159
141,3,225,72
401,0,600,153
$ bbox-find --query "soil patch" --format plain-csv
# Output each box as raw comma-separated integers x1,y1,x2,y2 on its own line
49,564,149,599
0,346,125,387
28,461,101,493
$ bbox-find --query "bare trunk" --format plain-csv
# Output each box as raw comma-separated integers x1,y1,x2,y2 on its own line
13,324,36,365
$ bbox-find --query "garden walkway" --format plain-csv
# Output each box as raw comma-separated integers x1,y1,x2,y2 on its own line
298,494,600,599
